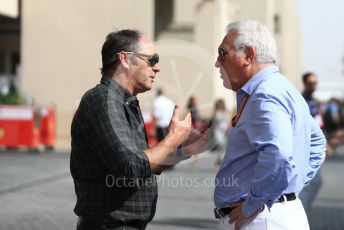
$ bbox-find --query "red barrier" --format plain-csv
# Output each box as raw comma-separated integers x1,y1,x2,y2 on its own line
39,104,56,149
142,109,157,147
0,104,56,150
0,105,39,149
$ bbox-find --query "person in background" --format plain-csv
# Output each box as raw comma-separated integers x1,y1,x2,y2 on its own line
187,96,201,129
301,72,322,123
299,72,324,216
324,98,344,151
211,99,230,166
153,88,175,142
186,95,203,165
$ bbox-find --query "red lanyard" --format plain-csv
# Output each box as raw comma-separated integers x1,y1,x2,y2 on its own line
231,94,249,127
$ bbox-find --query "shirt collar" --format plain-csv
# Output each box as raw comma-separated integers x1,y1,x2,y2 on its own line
239,65,279,96
100,76,138,105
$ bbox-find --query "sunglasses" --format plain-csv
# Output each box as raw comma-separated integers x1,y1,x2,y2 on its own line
217,48,228,62
121,51,159,67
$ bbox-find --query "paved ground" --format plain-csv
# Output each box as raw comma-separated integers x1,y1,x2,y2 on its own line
0,149,343,230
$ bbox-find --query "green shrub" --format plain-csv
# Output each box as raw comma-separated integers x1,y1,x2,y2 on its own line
0,92,26,105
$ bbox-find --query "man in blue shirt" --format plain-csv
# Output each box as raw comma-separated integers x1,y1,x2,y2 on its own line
213,20,326,230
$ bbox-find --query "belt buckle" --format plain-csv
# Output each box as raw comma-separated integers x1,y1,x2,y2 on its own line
280,194,287,203
215,208,224,218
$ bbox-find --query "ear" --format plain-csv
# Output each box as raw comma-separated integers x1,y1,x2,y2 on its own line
117,52,130,69
243,46,256,65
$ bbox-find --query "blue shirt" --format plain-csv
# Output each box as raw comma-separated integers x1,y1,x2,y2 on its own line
302,94,319,118
214,66,326,217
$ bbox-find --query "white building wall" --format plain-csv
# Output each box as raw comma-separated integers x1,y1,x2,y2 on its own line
0,0,18,18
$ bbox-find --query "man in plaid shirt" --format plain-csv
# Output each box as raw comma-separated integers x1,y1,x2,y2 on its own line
71,29,208,230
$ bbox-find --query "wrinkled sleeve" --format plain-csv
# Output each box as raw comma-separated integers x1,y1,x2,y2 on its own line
242,94,293,217
87,94,152,180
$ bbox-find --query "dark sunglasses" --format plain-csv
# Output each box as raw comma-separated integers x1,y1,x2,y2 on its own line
121,52,159,67
217,48,228,61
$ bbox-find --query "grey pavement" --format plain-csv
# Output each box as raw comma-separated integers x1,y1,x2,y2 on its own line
307,146,344,230
0,149,343,230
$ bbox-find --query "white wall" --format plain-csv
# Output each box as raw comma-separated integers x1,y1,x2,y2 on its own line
0,0,18,18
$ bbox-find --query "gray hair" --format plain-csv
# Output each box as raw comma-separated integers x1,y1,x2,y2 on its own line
226,20,277,64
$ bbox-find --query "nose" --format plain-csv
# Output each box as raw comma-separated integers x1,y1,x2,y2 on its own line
215,59,221,68
152,63,160,73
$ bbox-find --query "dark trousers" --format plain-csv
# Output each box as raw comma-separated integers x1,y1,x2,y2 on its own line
76,216,147,230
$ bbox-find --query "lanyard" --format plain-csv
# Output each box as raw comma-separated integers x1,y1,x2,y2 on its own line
231,94,249,127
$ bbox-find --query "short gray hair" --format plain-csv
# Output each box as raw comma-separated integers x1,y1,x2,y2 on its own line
226,20,277,64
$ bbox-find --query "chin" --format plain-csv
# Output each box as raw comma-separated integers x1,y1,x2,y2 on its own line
143,85,153,92
223,82,231,90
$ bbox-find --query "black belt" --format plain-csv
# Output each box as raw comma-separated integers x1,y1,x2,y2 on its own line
214,193,296,219
77,216,147,230
275,193,296,203
214,206,235,219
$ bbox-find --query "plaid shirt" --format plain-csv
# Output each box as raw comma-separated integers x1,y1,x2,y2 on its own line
70,77,158,222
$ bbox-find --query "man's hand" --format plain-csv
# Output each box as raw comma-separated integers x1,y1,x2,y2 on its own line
145,106,192,170
182,121,210,157
165,105,192,149
228,201,262,230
